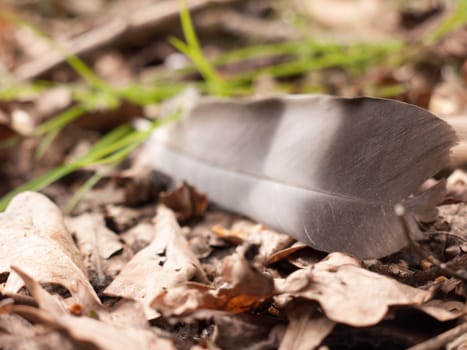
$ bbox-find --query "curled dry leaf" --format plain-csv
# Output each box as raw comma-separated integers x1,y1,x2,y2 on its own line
419,300,467,322
152,246,274,316
0,192,100,307
279,301,335,350
116,158,170,206
104,206,207,319
65,213,130,288
10,267,176,350
0,313,75,350
120,222,157,252
265,242,309,266
274,252,431,327
160,181,208,222
210,218,294,263
104,204,155,232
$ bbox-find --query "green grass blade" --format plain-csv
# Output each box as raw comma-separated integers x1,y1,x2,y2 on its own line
35,129,60,160
34,105,86,136
65,170,106,214
425,1,467,44
0,163,79,211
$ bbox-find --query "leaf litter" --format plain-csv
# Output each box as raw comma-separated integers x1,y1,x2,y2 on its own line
1,183,466,349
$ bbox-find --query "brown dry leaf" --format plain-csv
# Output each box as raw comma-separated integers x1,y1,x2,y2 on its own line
0,191,100,307
279,301,335,350
0,313,76,350
420,299,467,322
116,155,169,206
160,181,208,222
189,210,237,249
152,245,274,315
120,222,157,252
274,252,430,327
104,206,207,318
65,213,131,288
178,310,283,350
104,204,155,232
10,267,176,350
211,224,249,245
265,242,309,265
211,312,284,350
211,219,294,260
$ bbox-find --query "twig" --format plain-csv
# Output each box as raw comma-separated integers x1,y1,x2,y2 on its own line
394,204,467,282
407,321,467,350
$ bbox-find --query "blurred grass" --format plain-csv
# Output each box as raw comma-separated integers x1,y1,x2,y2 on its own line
424,0,467,44
0,110,181,211
0,0,465,210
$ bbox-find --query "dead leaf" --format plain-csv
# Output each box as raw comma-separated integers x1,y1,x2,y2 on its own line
211,224,249,244
120,221,157,252
104,204,155,232
189,210,238,248
279,301,335,350
0,192,100,307
104,206,207,318
274,252,430,327
177,310,284,350
0,313,75,350
65,213,131,288
116,156,170,206
212,219,294,260
10,267,176,350
265,242,309,265
152,245,274,315
420,299,467,322
160,182,208,222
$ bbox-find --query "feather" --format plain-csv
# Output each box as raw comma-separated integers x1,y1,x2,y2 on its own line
148,95,456,259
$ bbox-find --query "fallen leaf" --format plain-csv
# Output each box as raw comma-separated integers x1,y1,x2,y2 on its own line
279,301,335,350
104,204,155,232
160,181,208,222
10,267,176,350
176,310,284,350
116,153,170,206
65,212,131,288
420,299,467,322
120,221,157,252
211,224,249,245
274,252,430,327
0,313,75,350
152,245,274,315
104,206,207,318
0,192,100,307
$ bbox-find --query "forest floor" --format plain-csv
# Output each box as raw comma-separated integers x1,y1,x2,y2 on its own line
0,1,466,349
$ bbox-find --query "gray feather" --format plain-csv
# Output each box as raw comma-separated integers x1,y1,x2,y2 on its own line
148,95,456,259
